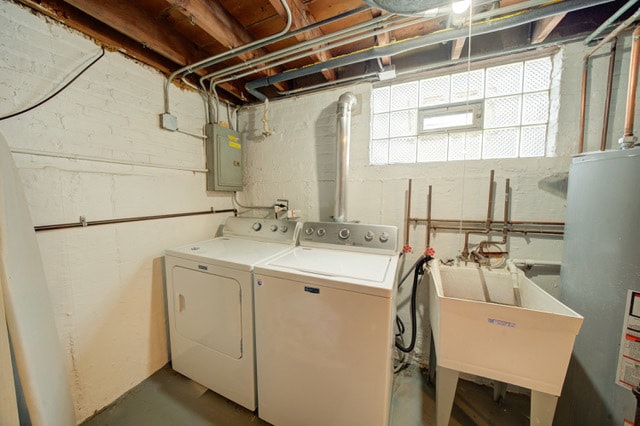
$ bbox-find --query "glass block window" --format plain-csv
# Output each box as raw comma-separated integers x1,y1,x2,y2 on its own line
370,55,556,164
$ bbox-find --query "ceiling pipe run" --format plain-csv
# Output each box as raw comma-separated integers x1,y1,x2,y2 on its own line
334,92,357,223
163,0,293,115
246,0,615,100
579,6,640,153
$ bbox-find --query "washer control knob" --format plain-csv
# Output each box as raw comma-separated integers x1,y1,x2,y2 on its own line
270,224,278,232
305,227,314,236
379,232,389,243
364,231,375,241
317,228,326,237
280,224,289,233
338,228,350,240
252,222,262,231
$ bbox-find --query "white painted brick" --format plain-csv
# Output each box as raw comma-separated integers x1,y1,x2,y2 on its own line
0,2,235,422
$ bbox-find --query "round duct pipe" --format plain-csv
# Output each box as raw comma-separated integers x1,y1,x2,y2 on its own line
364,0,449,14
334,92,357,223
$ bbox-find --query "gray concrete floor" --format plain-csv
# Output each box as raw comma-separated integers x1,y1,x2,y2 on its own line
81,363,530,425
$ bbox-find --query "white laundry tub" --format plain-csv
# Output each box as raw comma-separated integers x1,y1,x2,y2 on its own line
427,260,583,426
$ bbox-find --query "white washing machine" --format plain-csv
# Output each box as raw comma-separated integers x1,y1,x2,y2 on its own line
253,221,400,426
164,216,300,411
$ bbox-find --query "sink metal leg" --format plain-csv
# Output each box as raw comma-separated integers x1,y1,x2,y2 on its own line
428,332,436,385
492,381,508,404
530,390,558,426
436,366,459,426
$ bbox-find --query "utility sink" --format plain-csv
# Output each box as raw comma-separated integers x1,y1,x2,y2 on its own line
427,259,583,426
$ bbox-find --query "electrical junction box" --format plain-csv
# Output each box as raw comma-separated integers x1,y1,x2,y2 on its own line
205,123,243,192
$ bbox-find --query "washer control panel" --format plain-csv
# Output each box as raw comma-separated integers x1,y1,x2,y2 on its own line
223,217,300,242
300,221,398,253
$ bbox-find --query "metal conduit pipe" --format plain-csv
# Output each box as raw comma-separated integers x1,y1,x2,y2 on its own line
334,92,357,223
584,0,639,45
209,15,426,104
276,72,379,96
213,0,577,102
205,15,417,107
163,0,293,115
200,12,402,87
246,0,615,100
579,7,640,152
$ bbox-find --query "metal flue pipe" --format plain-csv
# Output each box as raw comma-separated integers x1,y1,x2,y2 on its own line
334,92,357,223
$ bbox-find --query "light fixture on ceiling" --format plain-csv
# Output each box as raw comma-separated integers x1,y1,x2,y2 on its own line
364,0,450,15
451,0,471,14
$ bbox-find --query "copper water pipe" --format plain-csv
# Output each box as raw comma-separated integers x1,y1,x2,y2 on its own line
34,208,237,232
624,25,640,140
409,218,564,226
426,185,432,248
486,170,495,229
579,59,588,153
404,179,412,248
579,9,640,152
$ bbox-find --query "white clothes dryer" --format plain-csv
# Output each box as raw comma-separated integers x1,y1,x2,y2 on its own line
164,216,300,411
253,221,400,426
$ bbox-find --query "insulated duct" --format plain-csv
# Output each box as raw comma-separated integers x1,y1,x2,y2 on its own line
334,92,357,223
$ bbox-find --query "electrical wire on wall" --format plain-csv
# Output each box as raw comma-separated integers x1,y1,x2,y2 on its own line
0,48,105,121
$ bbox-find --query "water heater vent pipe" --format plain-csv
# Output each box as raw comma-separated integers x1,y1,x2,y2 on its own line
334,92,357,223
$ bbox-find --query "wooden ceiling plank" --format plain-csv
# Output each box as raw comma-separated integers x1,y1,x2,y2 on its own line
267,0,337,81
16,0,181,74
62,0,200,65
532,13,566,44
166,0,289,92
165,0,253,51
372,10,391,66
451,37,466,60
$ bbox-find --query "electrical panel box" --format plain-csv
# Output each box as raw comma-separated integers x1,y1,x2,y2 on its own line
205,123,243,192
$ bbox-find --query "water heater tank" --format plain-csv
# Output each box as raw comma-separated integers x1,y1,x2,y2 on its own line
557,148,640,425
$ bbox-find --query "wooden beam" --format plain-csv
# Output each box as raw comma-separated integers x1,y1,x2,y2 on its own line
372,10,391,66
532,13,566,44
166,0,288,93
62,0,202,65
15,0,244,103
451,37,466,60
268,0,337,81
166,0,254,52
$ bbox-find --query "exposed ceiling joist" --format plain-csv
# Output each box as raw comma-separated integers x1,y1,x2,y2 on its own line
532,13,567,44
11,0,632,104
268,0,337,80
451,37,466,60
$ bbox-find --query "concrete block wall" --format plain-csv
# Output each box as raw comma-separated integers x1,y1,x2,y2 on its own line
239,35,640,363
0,2,233,422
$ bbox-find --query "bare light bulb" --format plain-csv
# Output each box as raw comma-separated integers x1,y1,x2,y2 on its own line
452,0,471,14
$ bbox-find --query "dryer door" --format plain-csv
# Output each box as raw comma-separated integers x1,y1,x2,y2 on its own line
172,266,242,358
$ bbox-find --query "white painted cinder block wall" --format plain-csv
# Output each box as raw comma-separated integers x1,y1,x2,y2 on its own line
239,35,640,362
0,2,234,422
2,0,639,420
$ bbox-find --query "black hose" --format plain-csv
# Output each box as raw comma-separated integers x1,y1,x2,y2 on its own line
395,256,431,353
